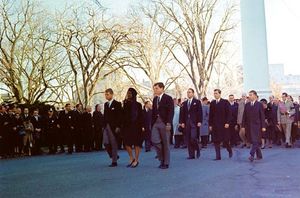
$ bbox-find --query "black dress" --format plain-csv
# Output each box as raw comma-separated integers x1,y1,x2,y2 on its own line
122,100,144,147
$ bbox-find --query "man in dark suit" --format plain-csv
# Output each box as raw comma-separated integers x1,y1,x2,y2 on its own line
268,96,280,145
143,101,152,152
180,88,203,159
82,106,94,152
73,104,83,152
228,94,239,146
103,88,122,167
21,108,31,122
209,89,233,160
151,82,174,169
242,90,266,162
44,108,58,154
57,104,75,154
30,109,44,155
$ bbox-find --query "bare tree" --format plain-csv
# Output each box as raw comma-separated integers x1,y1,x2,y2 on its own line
57,6,134,107
0,0,66,104
145,0,237,98
120,9,185,101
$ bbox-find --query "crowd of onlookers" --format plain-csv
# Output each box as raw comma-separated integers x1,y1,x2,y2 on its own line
172,93,300,150
0,92,299,160
0,104,105,159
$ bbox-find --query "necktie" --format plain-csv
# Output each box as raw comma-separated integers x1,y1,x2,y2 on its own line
157,96,160,108
188,100,191,110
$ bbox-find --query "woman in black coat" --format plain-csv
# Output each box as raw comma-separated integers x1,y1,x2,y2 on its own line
122,88,144,168
93,104,104,151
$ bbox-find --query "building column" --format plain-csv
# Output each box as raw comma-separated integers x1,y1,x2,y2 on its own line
240,0,271,99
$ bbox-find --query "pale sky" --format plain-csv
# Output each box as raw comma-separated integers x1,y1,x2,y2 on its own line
41,0,300,75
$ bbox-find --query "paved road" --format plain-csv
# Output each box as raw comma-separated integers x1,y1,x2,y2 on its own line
1,146,300,198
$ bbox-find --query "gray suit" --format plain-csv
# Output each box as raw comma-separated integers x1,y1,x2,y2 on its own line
237,100,246,125
277,100,295,145
238,99,249,146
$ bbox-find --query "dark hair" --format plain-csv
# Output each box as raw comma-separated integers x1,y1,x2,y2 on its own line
249,90,258,96
76,104,82,108
177,98,182,104
126,88,137,101
202,97,208,102
144,101,150,105
282,92,288,97
188,88,194,93
105,88,114,94
214,89,221,94
65,103,71,107
260,99,268,104
229,94,234,97
95,104,100,111
153,82,165,89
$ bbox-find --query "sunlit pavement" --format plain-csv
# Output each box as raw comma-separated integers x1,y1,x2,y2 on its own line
1,144,300,198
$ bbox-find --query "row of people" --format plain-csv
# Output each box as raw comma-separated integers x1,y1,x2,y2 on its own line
1,84,300,169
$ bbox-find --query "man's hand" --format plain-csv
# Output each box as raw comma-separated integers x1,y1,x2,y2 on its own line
262,128,266,132
166,123,171,131
224,124,229,129
57,124,60,128
197,122,202,127
234,125,239,131
115,127,121,134
209,126,212,131
181,123,185,128
142,128,145,132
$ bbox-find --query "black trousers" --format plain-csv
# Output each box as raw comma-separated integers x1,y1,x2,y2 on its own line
214,141,232,159
75,128,83,152
201,135,209,146
84,128,94,151
94,128,103,150
47,130,57,153
66,128,75,153
229,125,238,146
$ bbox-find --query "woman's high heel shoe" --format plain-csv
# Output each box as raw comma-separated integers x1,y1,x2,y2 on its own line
131,161,139,168
126,159,135,168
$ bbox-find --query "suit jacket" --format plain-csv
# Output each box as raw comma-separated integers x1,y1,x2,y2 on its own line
82,112,94,132
293,103,299,123
44,115,58,132
268,102,278,124
209,98,231,142
179,98,203,125
151,93,174,126
242,101,266,143
58,110,75,130
93,111,104,131
237,99,247,125
143,108,152,132
104,99,122,132
200,104,210,136
21,114,31,122
229,102,238,126
30,115,44,131
73,110,83,130
277,100,295,124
